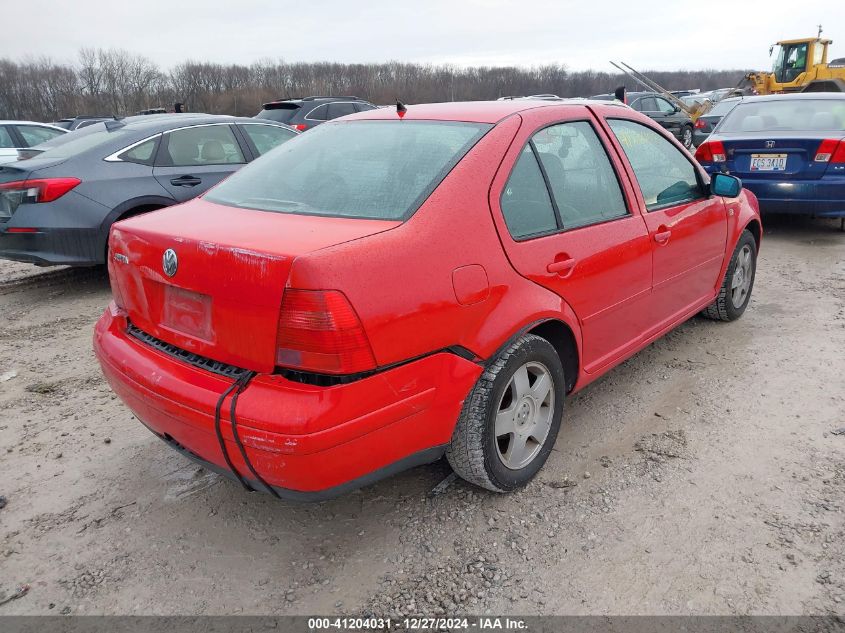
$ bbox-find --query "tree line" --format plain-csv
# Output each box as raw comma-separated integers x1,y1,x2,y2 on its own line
0,48,750,122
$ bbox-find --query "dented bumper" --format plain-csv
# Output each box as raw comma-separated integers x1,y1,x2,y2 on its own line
93,303,482,499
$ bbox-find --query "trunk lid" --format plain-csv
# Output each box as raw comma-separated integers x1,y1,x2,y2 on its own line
109,198,400,373
720,133,835,181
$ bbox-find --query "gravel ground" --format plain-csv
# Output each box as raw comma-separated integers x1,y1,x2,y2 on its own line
0,215,843,616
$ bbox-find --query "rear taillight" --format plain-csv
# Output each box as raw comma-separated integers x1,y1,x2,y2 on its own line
290,124,308,132
694,140,726,163
694,119,707,129
814,139,845,163
275,289,376,375
0,178,81,216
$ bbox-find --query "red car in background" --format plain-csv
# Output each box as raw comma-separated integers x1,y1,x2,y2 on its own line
94,99,761,500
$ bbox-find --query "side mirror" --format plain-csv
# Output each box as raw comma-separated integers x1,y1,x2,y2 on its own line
711,173,742,198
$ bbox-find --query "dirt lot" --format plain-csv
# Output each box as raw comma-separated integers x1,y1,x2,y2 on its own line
1,215,844,617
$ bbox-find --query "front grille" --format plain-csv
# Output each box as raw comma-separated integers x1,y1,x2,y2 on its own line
126,323,248,379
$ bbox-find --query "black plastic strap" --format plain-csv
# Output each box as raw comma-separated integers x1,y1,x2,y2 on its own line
228,371,282,499
213,377,254,492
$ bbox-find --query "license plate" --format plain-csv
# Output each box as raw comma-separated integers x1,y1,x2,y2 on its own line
750,154,787,171
161,285,213,341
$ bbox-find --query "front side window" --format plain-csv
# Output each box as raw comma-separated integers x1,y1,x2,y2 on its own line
608,119,702,210
16,125,64,147
241,124,297,156
655,98,676,114
160,125,244,167
636,97,658,112
205,120,490,220
532,121,628,229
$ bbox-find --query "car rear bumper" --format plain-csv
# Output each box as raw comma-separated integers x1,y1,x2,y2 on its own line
731,176,845,217
93,303,483,500
0,227,102,265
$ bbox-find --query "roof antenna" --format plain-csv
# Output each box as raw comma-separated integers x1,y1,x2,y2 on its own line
396,101,407,119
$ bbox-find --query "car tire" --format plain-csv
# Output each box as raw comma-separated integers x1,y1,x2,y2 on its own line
701,229,757,322
681,125,694,149
446,333,565,492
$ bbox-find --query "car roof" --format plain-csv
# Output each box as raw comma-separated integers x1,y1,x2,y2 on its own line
338,99,629,124
85,114,285,134
737,92,845,103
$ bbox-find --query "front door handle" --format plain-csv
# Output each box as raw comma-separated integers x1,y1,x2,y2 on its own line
170,176,202,187
547,257,576,277
653,228,672,244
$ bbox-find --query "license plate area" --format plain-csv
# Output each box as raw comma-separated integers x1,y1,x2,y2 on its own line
161,285,213,341
750,153,787,171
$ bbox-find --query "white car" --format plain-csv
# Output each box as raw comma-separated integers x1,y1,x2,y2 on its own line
0,121,67,164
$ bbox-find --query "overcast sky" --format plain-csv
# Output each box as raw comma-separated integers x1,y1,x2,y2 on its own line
3,0,843,71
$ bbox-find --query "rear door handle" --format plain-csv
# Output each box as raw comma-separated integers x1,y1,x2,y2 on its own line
653,228,672,244
170,176,202,187
547,257,576,276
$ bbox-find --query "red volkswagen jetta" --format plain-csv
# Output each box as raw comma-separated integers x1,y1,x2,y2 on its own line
94,100,761,500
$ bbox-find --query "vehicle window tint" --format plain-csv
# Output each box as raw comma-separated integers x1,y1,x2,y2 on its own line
655,98,676,114
532,121,627,229
256,104,299,123
205,120,490,220
241,124,296,156
306,104,328,121
119,137,158,165
718,99,845,133
326,103,357,120
608,119,703,210
0,127,14,148
162,125,244,166
501,145,558,239
356,103,377,112
16,125,64,147
638,97,658,112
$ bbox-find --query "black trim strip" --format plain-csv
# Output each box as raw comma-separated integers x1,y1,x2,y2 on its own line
126,323,248,379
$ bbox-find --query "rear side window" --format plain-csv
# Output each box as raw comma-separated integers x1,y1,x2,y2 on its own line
306,104,329,121
16,125,64,147
608,119,703,210
356,103,377,112
205,120,490,220
326,103,357,119
655,98,676,114
0,126,14,148
118,137,159,165
501,145,558,239
160,125,245,166
240,124,296,156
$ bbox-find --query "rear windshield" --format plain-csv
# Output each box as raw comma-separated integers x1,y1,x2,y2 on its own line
707,98,742,117
718,99,845,133
205,120,491,220
255,105,300,124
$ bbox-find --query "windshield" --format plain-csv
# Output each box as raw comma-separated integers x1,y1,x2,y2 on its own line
33,125,132,158
205,120,491,220
717,99,845,133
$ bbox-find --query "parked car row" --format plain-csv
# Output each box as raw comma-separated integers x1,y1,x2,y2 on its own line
590,91,695,148
5,89,844,500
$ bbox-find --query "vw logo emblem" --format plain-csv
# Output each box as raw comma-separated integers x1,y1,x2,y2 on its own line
765,140,775,148
162,248,178,277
